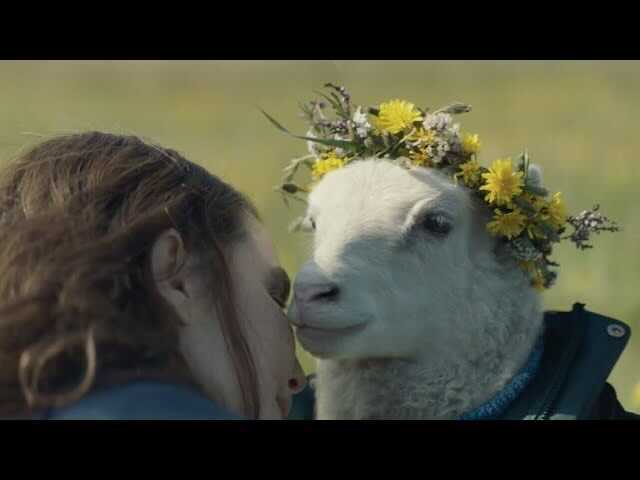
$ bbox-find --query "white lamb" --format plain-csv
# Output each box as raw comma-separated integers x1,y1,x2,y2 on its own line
288,158,546,420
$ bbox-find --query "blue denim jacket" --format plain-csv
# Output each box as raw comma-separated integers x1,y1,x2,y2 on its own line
37,380,312,420
38,382,242,420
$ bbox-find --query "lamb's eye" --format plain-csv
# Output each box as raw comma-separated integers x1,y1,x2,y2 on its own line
422,213,452,236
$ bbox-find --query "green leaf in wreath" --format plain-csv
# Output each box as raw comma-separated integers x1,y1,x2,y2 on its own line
260,108,359,152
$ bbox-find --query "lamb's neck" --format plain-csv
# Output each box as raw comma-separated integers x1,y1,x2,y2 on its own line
315,308,544,420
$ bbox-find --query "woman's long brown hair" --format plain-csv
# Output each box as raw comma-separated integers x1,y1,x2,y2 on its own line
0,131,260,418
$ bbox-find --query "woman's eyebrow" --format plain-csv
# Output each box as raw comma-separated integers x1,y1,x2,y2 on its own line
267,266,291,302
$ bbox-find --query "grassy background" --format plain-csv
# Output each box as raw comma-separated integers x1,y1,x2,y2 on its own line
0,60,638,412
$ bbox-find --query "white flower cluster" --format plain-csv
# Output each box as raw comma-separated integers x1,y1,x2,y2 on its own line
426,138,450,164
421,112,463,164
423,112,454,132
351,106,372,138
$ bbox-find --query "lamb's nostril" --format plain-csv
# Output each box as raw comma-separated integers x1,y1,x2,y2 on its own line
295,282,340,304
310,284,339,302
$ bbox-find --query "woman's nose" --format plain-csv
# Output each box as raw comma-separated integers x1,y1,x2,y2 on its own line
288,358,307,394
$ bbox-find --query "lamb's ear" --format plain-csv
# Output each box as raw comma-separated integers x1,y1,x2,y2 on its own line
526,163,544,188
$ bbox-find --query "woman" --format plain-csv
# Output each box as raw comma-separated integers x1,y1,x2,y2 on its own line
0,131,307,419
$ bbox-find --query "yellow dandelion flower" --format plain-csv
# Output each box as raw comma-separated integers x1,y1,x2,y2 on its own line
455,159,482,187
480,158,524,207
531,271,546,292
462,133,481,155
373,99,423,135
409,148,433,168
311,153,345,180
408,128,436,145
486,208,527,239
545,192,567,229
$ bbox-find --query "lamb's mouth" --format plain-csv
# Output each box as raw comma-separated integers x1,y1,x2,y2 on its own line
294,322,368,344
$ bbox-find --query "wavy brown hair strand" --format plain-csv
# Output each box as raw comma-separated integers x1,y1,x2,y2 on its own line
0,132,260,418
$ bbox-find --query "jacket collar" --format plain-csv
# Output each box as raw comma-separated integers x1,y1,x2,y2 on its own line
500,303,631,420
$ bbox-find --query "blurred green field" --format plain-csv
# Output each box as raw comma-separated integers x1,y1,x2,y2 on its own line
0,60,638,412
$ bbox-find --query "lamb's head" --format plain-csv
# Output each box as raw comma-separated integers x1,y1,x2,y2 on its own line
289,159,541,362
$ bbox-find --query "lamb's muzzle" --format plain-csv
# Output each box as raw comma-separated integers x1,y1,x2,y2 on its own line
290,259,372,359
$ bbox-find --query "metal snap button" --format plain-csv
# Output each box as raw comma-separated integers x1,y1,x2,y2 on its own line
607,324,626,338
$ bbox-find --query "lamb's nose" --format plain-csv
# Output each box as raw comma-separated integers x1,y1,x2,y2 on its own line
294,282,340,304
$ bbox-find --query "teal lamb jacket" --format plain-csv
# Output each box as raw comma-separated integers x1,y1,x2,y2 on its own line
288,303,640,420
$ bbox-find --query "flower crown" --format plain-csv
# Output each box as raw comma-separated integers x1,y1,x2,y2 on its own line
263,83,620,291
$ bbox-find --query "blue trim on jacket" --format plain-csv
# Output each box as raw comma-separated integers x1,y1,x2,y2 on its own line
459,336,544,420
